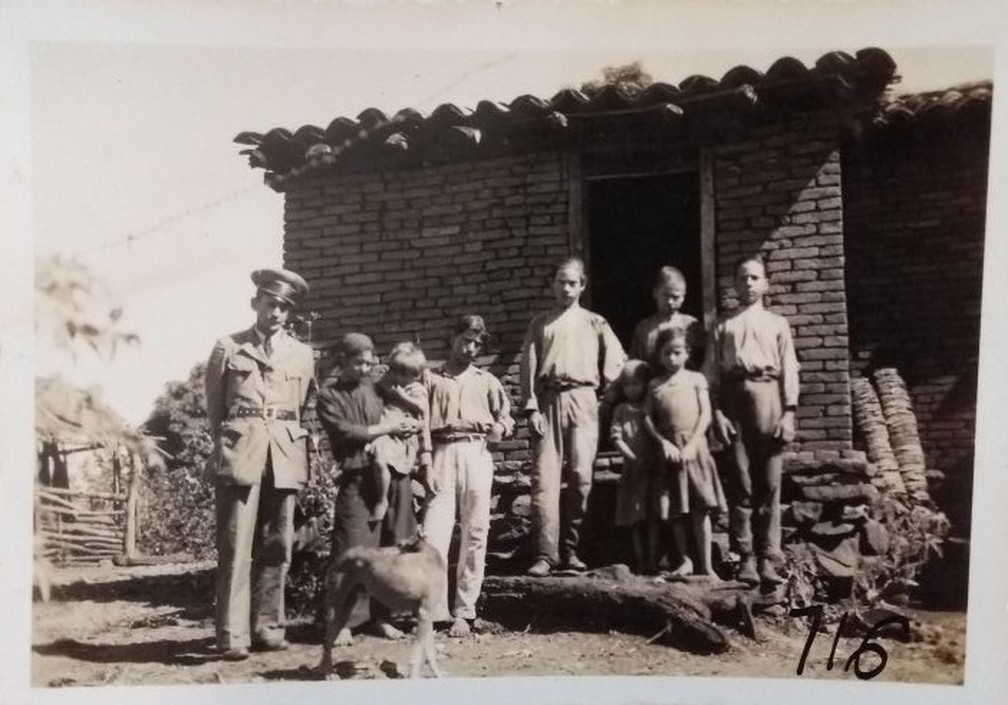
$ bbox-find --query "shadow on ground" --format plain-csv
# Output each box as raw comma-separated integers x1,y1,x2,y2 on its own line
33,636,218,667
49,568,215,620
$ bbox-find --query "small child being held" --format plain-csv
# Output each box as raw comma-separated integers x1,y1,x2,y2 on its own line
610,359,660,574
645,326,727,579
368,342,434,523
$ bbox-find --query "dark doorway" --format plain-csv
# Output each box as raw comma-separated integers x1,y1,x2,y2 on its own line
585,172,703,349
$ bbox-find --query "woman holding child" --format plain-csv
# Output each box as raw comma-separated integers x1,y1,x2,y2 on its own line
315,333,420,645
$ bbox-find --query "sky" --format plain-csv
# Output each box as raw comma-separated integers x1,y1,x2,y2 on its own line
23,3,998,426
4,2,1008,703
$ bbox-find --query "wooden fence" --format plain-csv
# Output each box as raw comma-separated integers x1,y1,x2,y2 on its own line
36,486,131,565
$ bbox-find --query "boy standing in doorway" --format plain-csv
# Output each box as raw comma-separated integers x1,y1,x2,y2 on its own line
521,257,627,576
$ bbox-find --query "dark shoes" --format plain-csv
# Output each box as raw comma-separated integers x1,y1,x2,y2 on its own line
563,553,588,572
737,555,760,586
252,636,290,652
759,560,785,587
737,554,786,588
528,553,588,576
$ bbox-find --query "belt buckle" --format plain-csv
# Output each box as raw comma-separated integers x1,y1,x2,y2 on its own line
263,407,277,420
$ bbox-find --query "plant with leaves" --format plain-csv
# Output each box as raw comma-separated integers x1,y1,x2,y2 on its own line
139,363,216,558
35,255,139,360
855,498,950,607
580,61,654,99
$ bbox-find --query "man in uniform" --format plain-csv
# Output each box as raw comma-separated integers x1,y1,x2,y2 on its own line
204,268,316,661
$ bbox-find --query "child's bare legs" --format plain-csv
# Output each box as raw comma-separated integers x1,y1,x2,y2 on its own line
370,461,391,523
668,517,694,576
691,510,720,581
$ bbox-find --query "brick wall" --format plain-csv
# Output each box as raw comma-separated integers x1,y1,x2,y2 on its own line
843,125,988,527
283,151,571,478
712,112,855,465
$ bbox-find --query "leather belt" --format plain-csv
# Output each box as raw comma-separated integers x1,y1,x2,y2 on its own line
541,379,595,392
724,369,779,384
230,407,297,421
432,432,486,444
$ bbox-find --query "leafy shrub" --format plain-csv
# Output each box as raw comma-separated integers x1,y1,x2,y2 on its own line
139,363,216,558
855,497,951,606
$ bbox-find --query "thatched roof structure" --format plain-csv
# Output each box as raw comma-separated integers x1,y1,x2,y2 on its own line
34,375,151,456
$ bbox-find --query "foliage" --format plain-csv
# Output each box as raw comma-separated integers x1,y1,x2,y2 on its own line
34,256,149,456
136,357,340,610
855,498,951,607
35,255,139,359
580,61,654,98
139,363,216,558
286,454,340,617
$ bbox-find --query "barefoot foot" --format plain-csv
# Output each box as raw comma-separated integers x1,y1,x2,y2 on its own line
669,557,694,577
369,499,389,524
368,619,405,640
697,570,723,584
448,617,471,638
334,627,353,647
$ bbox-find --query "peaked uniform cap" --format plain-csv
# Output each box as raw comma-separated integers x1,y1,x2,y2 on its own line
251,268,309,307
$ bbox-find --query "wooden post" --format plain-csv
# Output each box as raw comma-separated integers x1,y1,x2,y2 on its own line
52,442,69,489
123,449,140,560
112,450,122,496
37,444,51,486
699,148,718,334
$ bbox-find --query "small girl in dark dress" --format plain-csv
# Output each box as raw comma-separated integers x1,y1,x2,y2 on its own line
609,360,658,574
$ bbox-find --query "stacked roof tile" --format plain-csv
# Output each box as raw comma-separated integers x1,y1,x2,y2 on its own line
874,81,992,128
238,48,903,188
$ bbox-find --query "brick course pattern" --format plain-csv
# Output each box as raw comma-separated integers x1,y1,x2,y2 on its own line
285,114,863,476
843,127,987,524
712,112,854,466
284,152,570,477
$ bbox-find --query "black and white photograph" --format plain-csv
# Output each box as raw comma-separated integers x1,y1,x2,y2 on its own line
3,1,1007,703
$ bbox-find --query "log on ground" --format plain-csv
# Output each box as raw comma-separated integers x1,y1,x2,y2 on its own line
481,574,741,654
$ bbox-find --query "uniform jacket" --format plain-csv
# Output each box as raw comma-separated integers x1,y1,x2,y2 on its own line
204,327,316,488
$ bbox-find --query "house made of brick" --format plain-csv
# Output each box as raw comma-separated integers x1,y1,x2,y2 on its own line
235,49,990,558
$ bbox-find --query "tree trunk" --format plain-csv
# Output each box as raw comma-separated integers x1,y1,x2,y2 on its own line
481,573,749,654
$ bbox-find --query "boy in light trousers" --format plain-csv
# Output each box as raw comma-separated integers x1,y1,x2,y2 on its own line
423,315,514,636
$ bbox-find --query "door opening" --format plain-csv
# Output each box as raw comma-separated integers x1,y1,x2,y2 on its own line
585,172,703,350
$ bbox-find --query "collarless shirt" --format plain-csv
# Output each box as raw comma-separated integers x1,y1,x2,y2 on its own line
520,304,626,412
426,365,515,437
706,305,800,407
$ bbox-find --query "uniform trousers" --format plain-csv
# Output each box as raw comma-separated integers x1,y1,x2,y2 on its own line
531,386,599,565
215,459,296,651
423,436,494,622
720,378,785,563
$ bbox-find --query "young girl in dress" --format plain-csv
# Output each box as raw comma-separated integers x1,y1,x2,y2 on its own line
609,360,659,574
644,327,727,578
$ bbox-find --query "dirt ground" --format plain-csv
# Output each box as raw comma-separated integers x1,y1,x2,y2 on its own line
31,562,966,687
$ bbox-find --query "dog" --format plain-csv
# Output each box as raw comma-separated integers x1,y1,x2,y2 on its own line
317,534,446,678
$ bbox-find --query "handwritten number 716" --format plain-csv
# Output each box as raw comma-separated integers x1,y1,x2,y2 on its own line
791,605,910,680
